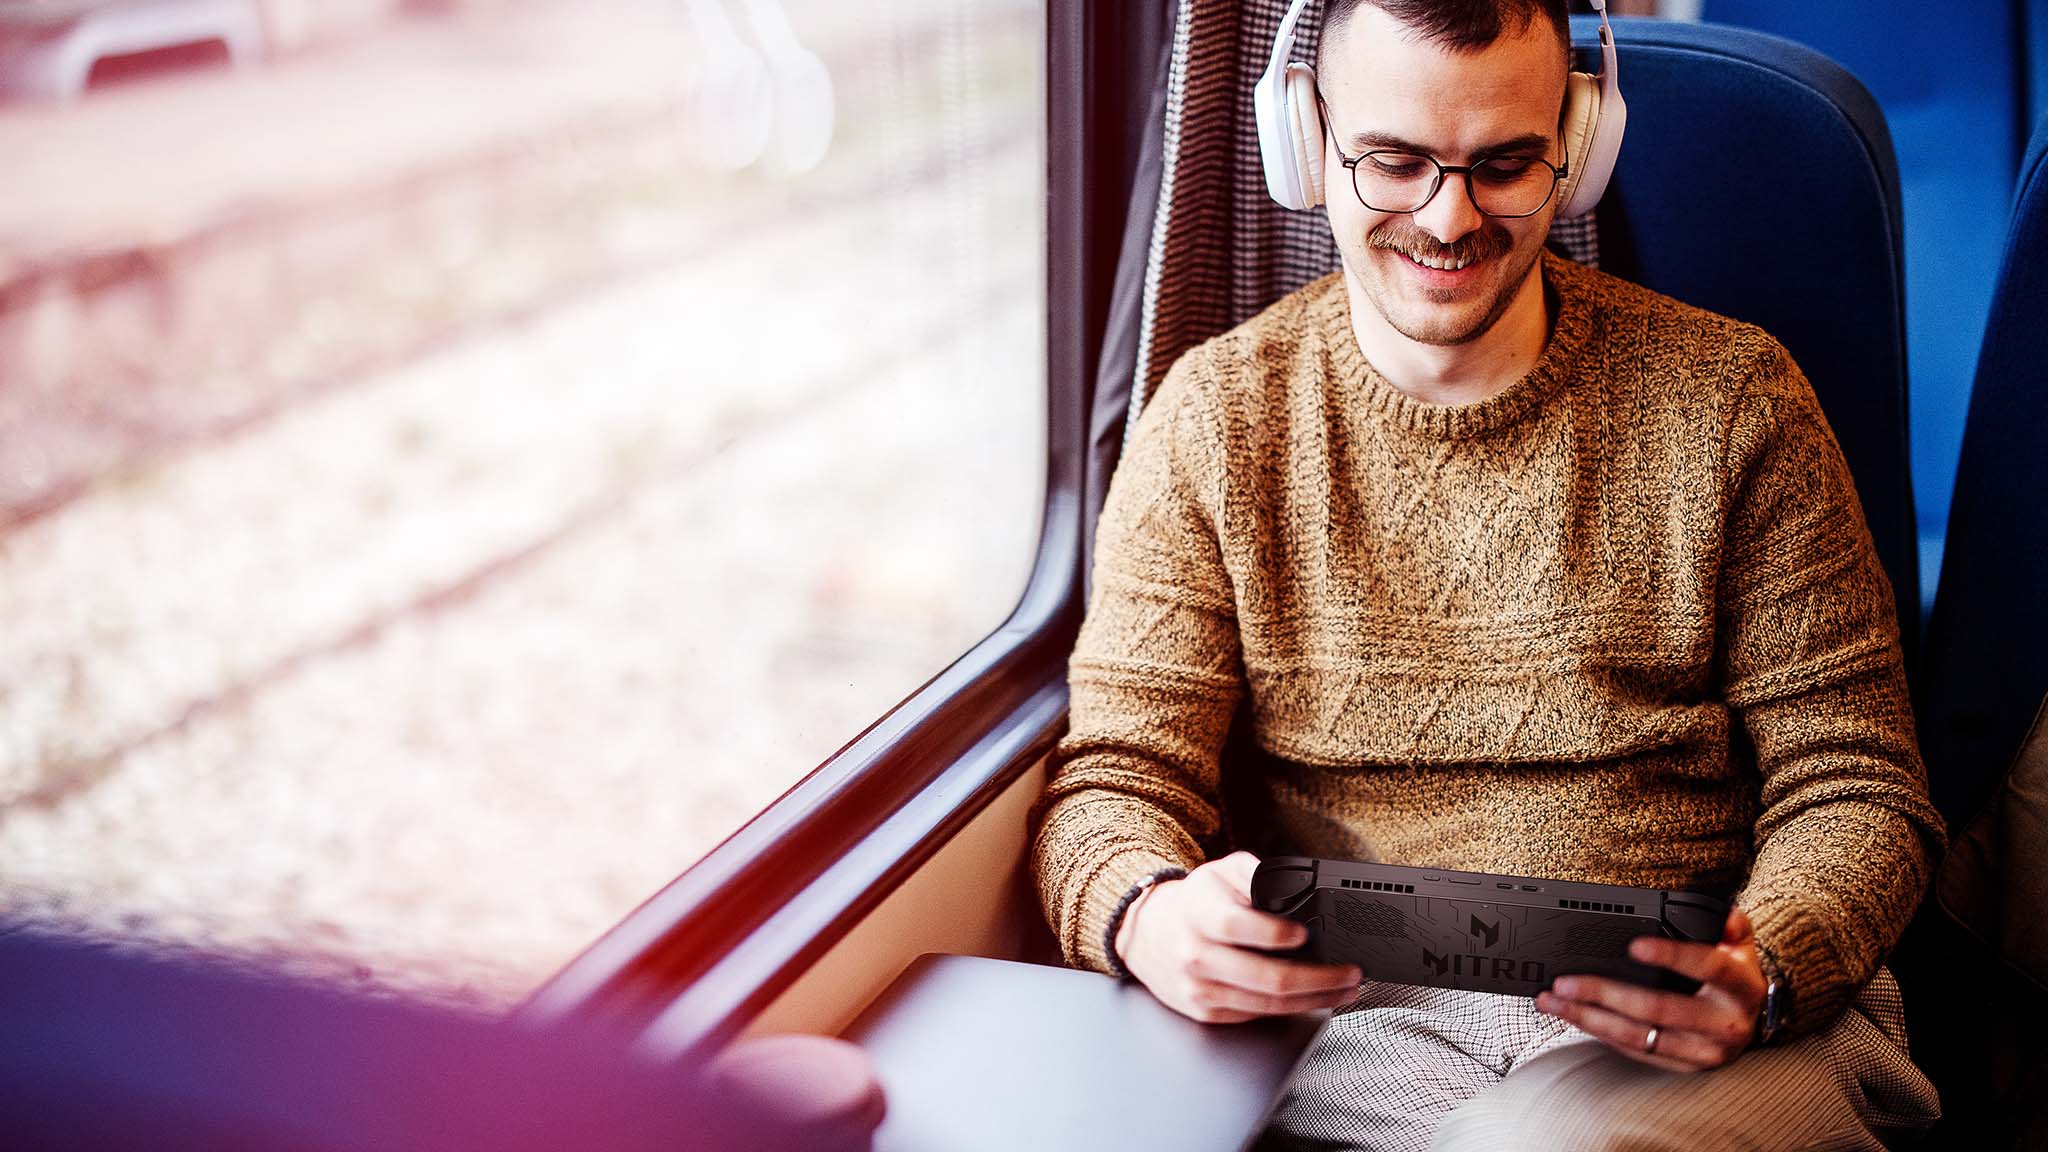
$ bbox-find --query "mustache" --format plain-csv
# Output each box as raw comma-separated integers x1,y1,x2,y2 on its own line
1367,221,1513,265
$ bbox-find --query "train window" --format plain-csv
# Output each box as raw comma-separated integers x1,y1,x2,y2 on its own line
0,0,1044,1013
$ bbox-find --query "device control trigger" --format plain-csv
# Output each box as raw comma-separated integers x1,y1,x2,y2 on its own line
1250,859,1317,914
1295,915,1325,962
1661,896,1729,943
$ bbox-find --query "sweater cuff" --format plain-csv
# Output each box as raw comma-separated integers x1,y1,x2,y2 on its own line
1071,849,1194,975
1743,894,1853,1039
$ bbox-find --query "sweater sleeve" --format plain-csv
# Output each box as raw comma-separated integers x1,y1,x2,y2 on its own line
1717,338,1948,1040
1027,353,1245,974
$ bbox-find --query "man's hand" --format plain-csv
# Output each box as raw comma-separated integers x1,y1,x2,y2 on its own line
1114,851,1364,1024
1534,905,1768,1072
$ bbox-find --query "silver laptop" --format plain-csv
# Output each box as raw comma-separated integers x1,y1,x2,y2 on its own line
844,953,1325,1152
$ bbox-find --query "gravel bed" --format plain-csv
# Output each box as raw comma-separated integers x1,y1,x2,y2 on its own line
0,0,1044,1014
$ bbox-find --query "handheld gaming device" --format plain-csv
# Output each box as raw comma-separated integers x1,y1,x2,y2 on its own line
1250,856,1730,997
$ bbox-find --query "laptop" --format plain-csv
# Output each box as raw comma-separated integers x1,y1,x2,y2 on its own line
844,953,1322,1152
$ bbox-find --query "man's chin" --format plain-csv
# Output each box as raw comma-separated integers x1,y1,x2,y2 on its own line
1378,290,1497,345
1387,310,1491,346
1368,256,1529,345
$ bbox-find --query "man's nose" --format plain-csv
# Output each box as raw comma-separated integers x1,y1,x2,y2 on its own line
1411,171,1484,244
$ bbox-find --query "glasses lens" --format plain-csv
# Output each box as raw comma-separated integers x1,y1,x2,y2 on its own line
1351,152,1560,217
1353,151,1440,213
1467,156,1558,218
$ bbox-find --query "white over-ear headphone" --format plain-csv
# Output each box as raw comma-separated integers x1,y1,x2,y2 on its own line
1255,0,1626,219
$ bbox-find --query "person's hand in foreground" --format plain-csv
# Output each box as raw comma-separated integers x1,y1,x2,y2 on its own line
1535,905,1769,1072
1115,851,1364,1024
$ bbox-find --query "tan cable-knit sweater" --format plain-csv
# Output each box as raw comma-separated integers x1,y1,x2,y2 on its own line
1029,250,1947,1040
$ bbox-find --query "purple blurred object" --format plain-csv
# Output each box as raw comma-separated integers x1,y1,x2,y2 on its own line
0,922,826,1151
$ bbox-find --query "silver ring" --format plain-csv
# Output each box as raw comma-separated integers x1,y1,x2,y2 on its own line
1644,1026,1660,1055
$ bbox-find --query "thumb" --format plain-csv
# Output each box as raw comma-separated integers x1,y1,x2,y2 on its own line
1723,905,1754,946
1213,851,1261,901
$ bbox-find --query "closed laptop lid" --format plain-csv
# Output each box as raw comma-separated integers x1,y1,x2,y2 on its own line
844,953,1324,1152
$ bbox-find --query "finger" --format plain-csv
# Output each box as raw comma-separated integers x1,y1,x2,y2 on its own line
1534,992,1715,1072
1188,977,1360,1020
1547,974,1731,1036
1625,935,1740,988
1627,936,1764,1006
1192,944,1362,998
1199,898,1311,952
1207,852,1262,903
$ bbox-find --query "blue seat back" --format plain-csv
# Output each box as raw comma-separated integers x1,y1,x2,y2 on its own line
1700,3,2023,608
1894,111,2048,1147
1580,16,1921,660
1920,114,2048,828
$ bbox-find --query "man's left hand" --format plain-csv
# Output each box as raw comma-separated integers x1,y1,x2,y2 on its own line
1534,906,1766,1073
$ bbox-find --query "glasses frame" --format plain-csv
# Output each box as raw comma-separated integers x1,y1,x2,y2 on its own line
1319,102,1570,220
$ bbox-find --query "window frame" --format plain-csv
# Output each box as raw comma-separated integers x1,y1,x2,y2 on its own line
518,0,1149,1055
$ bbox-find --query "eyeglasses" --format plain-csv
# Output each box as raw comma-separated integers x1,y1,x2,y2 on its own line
1330,142,1567,220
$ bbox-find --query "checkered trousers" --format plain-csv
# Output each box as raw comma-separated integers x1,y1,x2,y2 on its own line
1250,967,1939,1152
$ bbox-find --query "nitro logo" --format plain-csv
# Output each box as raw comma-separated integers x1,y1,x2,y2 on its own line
1422,948,1547,985
1468,915,1500,948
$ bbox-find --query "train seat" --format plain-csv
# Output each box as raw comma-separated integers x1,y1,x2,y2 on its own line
1919,110,2048,858
1699,0,2026,618
1902,110,2048,1149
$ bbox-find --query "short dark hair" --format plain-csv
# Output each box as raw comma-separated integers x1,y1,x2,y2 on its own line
1317,0,1571,70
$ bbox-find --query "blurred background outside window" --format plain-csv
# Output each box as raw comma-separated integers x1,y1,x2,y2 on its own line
0,0,1045,1013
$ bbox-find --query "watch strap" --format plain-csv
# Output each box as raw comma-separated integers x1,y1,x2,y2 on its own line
1754,940,1792,1045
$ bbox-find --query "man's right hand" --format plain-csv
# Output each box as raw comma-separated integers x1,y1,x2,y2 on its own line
1114,851,1365,1024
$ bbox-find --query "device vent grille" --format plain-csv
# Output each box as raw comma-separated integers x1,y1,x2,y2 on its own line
1557,898,1635,914
1559,919,1645,959
1339,878,1414,893
1331,894,1408,939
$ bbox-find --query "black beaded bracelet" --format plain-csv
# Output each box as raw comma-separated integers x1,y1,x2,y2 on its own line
1102,866,1189,980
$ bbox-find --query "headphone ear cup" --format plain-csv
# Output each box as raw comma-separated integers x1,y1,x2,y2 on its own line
1284,63,1325,208
1255,64,1303,207
1555,70,1601,218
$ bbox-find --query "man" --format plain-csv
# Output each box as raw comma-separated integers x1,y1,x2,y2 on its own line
1026,1,1947,1148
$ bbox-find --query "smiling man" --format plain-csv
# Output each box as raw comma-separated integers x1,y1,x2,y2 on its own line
1027,1,1948,1149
